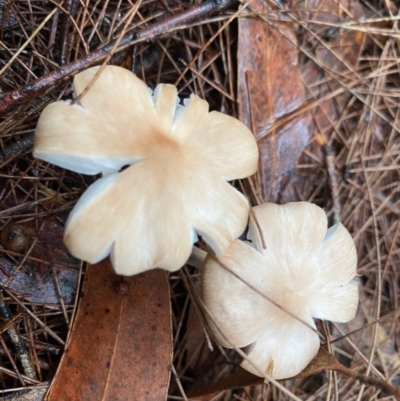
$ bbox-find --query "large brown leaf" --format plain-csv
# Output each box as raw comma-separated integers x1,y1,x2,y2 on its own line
47,259,172,401
238,0,311,202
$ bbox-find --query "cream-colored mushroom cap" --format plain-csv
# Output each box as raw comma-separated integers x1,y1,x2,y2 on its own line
202,202,358,379
33,65,258,276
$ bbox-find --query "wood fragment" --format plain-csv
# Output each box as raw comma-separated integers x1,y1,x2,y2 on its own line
0,134,34,164
0,292,37,380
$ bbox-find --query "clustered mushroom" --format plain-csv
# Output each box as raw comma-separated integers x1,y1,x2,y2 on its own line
33,65,358,380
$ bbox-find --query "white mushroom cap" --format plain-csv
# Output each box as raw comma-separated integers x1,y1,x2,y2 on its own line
33,66,259,276
202,202,358,379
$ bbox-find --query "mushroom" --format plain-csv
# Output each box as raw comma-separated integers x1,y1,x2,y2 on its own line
202,202,358,379
33,65,258,276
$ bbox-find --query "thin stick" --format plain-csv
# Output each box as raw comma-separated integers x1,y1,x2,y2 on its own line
355,155,383,401
0,291,37,380
0,0,236,115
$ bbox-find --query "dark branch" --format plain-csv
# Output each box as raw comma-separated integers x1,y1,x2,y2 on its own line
0,0,237,116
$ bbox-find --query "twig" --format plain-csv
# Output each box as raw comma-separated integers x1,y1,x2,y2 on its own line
0,366,40,386
0,0,236,116
316,134,341,223
0,337,26,386
0,291,37,380
0,312,23,335
355,155,383,400
334,365,400,399
2,288,65,346
180,267,213,352
171,364,189,401
0,134,34,164
58,0,80,66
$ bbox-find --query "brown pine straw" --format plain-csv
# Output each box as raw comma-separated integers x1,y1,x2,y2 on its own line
0,0,399,400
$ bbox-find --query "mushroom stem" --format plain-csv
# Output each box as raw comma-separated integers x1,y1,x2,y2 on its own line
187,246,207,269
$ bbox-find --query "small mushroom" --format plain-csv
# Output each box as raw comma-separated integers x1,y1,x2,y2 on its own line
33,65,259,276
202,202,358,379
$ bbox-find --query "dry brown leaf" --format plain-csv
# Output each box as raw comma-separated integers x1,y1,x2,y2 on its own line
301,0,367,146
47,259,172,401
295,347,342,378
238,0,311,203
